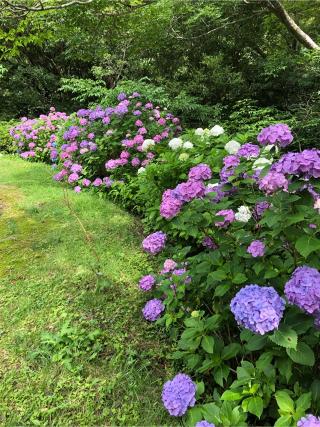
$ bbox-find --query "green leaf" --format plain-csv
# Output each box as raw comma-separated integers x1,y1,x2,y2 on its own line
269,325,298,349
214,284,230,297
311,380,320,403
247,396,263,419
232,273,247,284
221,390,243,401
286,342,315,366
275,391,295,413
214,364,230,387
274,415,293,427
205,315,221,331
208,269,227,281
295,236,320,258
221,343,241,360
245,334,268,351
201,336,215,354
295,392,311,412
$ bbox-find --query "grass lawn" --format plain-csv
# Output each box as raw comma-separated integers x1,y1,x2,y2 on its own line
0,155,174,426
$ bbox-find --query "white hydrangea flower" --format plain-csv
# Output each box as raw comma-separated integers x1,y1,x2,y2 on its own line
252,157,273,170
137,167,146,174
207,183,219,190
168,138,183,150
183,141,194,150
209,125,224,136
179,153,189,161
235,205,252,222
224,140,241,154
195,128,205,136
141,139,155,152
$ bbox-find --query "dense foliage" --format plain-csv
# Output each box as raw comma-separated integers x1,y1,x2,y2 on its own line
5,90,320,426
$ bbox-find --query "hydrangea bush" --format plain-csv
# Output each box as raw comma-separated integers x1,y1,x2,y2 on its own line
10,98,320,426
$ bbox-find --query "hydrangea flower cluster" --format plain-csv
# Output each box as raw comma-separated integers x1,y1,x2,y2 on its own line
162,373,196,416
230,285,285,335
257,123,293,147
202,236,218,249
284,266,320,315
253,201,270,219
235,205,251,222
10,108,68,162
142,231,167,255
215,209,235,228
238,143,260,159
160,164,211,219
196,421,216,427
142,298,165,321
259,171,288,194
272,149,320,179
139,275,156,291
247,240,265,257
297,414,320,427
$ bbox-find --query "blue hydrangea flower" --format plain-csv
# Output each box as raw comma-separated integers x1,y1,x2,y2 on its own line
297,414,320,427
230,285,285,335
196,422,216,427
284,266,320,315
162,373,196,416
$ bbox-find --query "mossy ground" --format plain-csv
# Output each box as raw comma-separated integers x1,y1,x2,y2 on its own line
0,155,174,426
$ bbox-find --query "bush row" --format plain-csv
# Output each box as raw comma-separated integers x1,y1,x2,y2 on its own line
7,92,320,427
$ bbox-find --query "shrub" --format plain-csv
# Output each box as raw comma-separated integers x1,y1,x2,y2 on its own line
9,97,320,426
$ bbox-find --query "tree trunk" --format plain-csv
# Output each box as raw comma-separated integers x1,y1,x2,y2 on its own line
265,0,320,50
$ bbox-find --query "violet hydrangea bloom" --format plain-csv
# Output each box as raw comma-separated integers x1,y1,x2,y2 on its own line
257,123,293,147
247,240,265,257
139,275,155,291
142,231,167,255
142,298,164,321
162,373,196,417
284,266,320,315
160,189,183,220
161,259,178,274
230,285,285,335
253,201,270,219
238,143,260,159
202,236,218,249
259,171,288,194
297,414,320,427
215,209,235,228
174,180,206,202
272,149,320,179
196,421,215,427
188,164,212,181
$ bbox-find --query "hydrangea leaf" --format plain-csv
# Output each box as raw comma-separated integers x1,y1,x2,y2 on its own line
246,396,263,419
201,335,215,354
275,390,295,413
295,235,320,258
268,325,298,349
286,342,315,366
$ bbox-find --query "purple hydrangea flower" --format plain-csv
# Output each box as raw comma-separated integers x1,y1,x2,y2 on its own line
215,209,235,228
160,190,183,220
139,275,155,291
238,143,260,159
70,164,82,173
142,298,164,321
253,201,270,219
223,155,240,167
142,231,167,255
297,414,320,427
117,92,127,101
196,422,215,427
230,285,285,335
272,149,320,179
188,164,212,181
257,123,293,147
68,173,79,183
161,259,177,274
284,266,320,315
247,240,265,257
202,236,218,249
174,180,206,203
259,172,288,194
162,373,196,416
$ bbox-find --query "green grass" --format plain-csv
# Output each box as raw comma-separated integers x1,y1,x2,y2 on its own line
0,155,174,426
